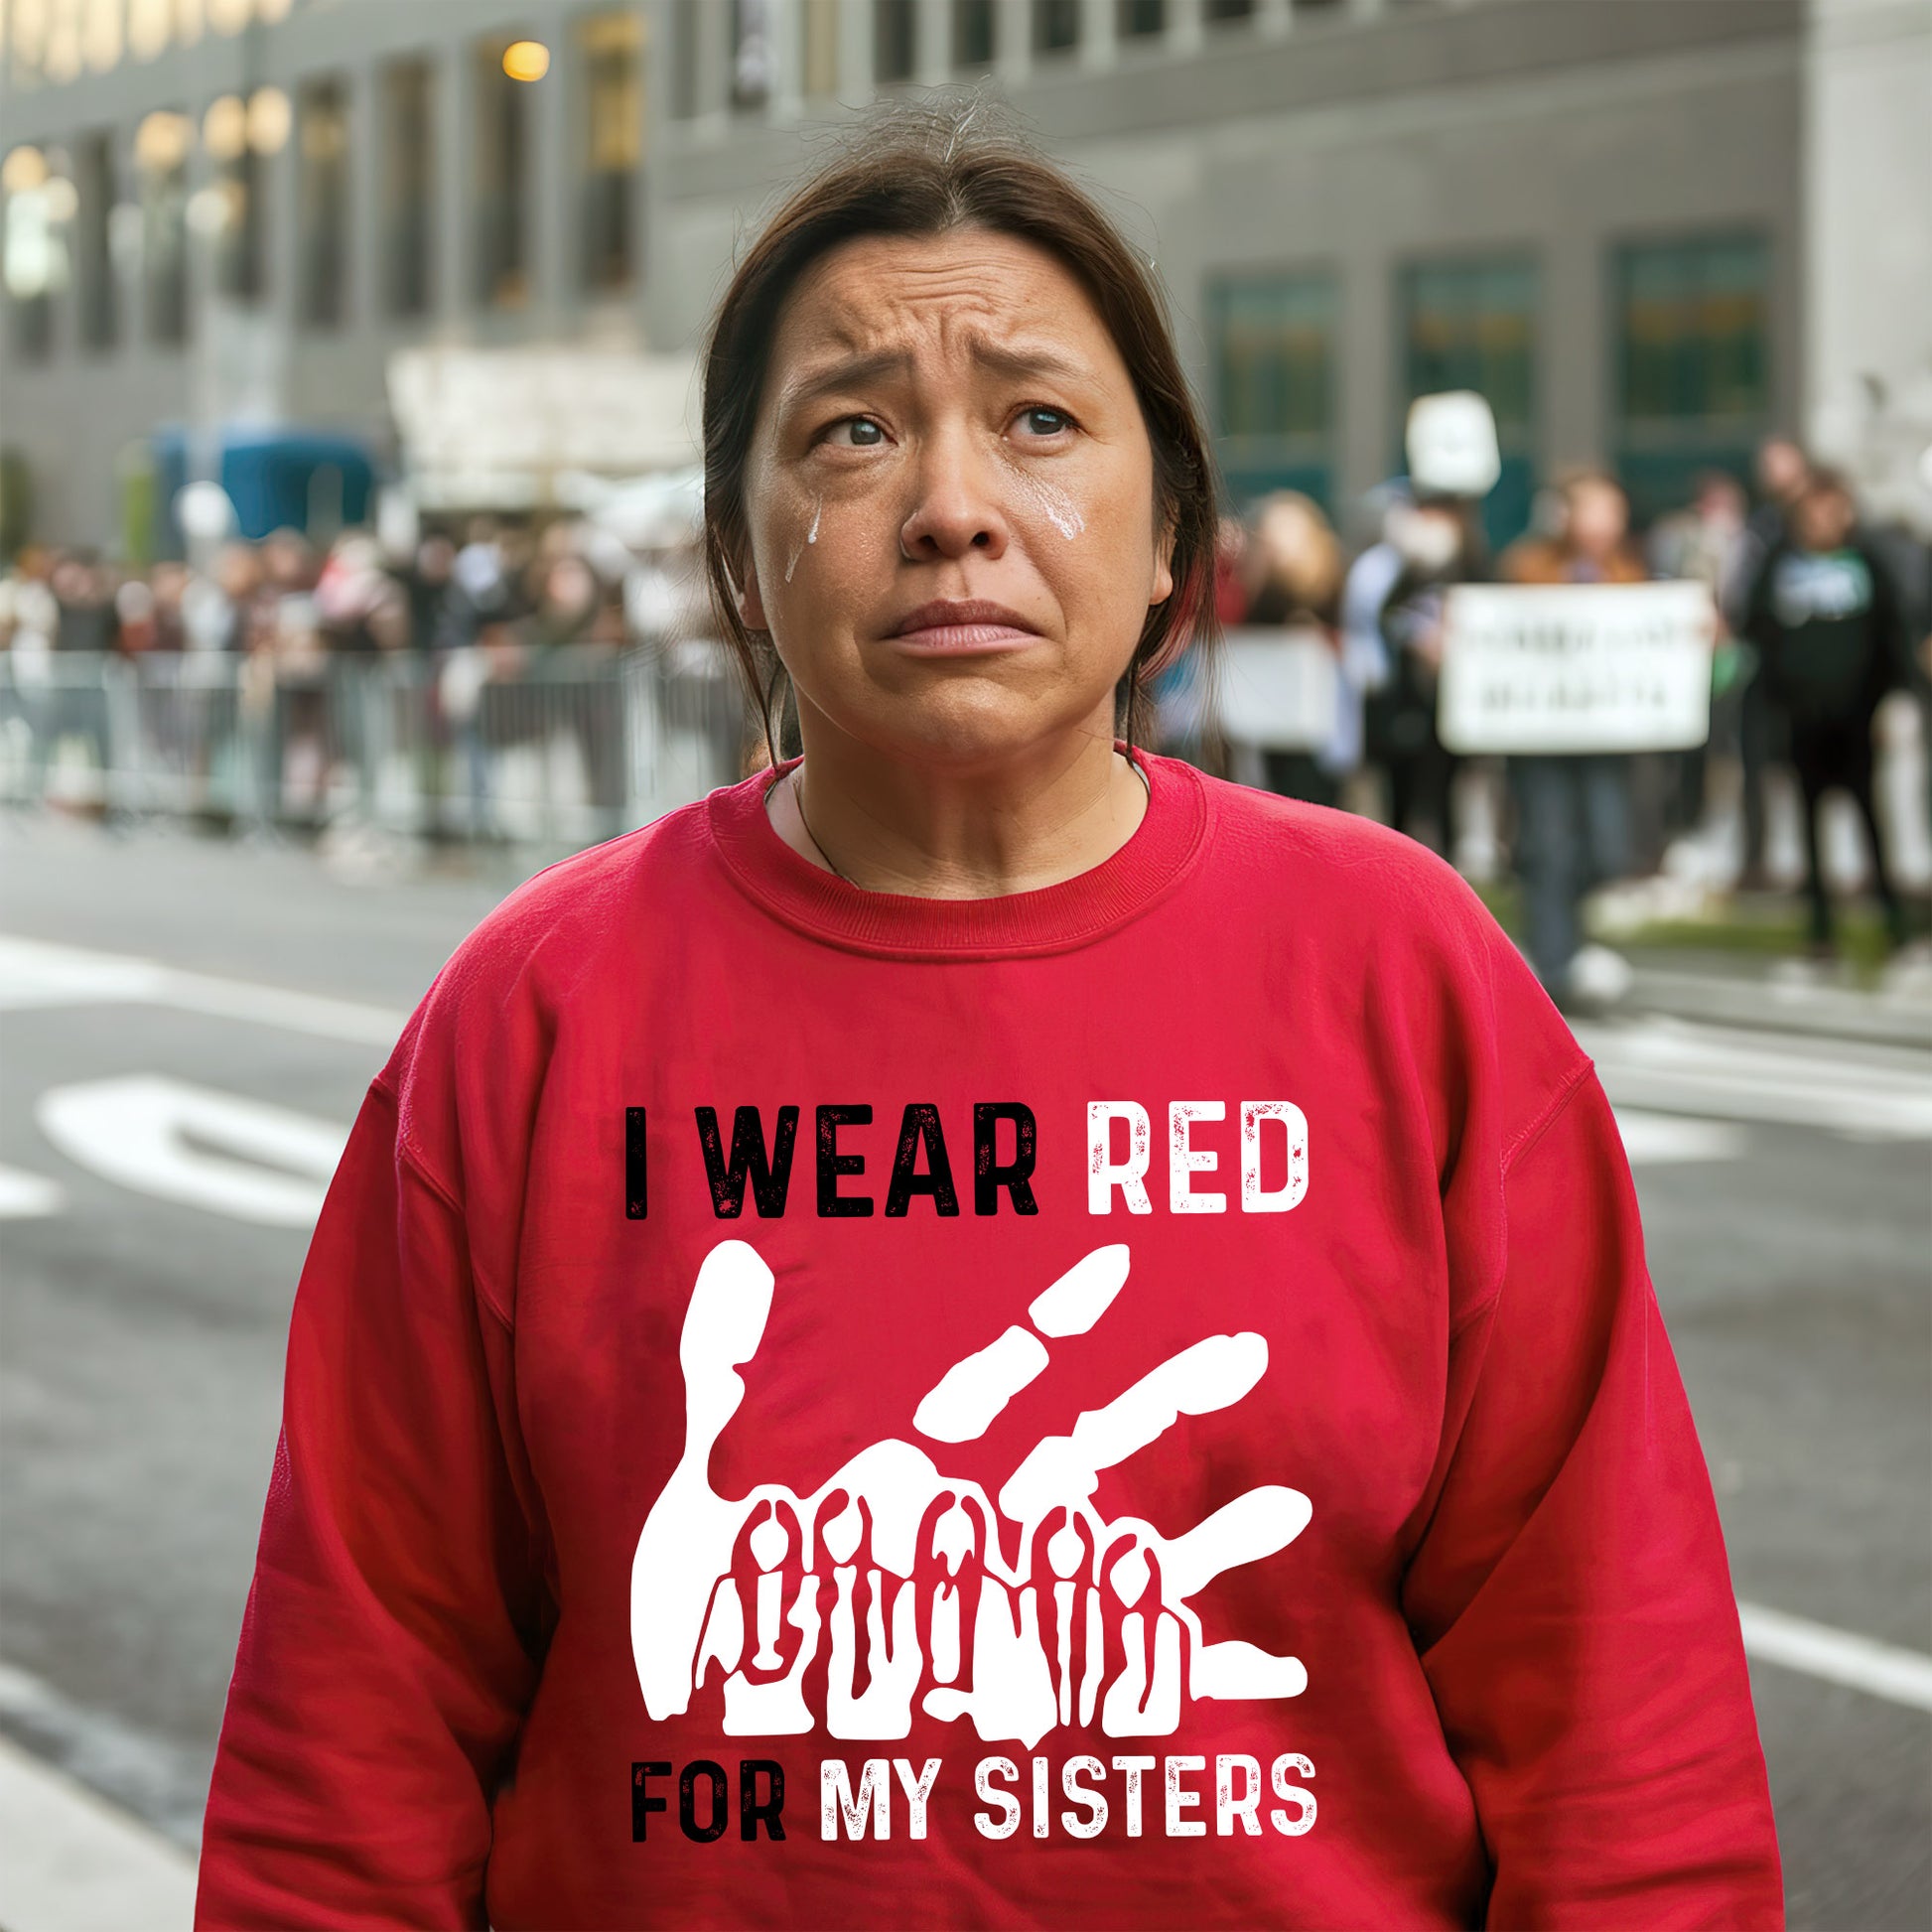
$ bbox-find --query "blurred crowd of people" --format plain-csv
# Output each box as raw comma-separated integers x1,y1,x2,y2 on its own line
0,509,715,835
0,514,684,672
3,440,1929,1003
1177,437,1932,1006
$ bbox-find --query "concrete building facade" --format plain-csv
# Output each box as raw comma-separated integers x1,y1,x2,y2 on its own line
2,0,1926,552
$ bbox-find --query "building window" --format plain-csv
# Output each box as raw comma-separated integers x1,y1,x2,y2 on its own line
670,0,700,118
75,129,119,348
953,0,993,69
732,0,770,108
801,0,841,94
134,109,191,345
580,11,641,293
1209,269,1336,509
1613,231,1769,518
2,146,65,362
381,59,434,319
1206,0,1255,22
1034,0,1080,55
1399,254,1539,544
298,75,349,328
876,0,914,81
204,94,265,302
1119,0,1166,36
474,38,530,307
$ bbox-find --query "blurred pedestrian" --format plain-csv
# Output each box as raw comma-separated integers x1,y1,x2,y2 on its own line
315,531,409,654
42,553,120,807
1731,436,1812,885
1363,490,1483,853
1500,468,1647,1006
1741,467,1914,955
405,533,456,654
1650,471,1750,836
1242,490,1343,805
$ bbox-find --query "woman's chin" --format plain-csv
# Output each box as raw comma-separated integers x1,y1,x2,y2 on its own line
842,686,1108,771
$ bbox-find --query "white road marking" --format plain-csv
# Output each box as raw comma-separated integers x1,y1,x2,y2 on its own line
1612,1109,1749,1166
0,933,406,1044
37,1076,348,1227
1580,1015,1932,1140
0,1163,66,1218
0,1732,196,1932
1737,1601,1932,1713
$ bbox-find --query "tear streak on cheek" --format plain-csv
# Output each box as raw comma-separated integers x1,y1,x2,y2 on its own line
783,495,824,585
1005,466,1086,540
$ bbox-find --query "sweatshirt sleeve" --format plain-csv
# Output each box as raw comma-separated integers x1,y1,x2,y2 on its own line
1402,1065,1784,1931
196,1070,549,1930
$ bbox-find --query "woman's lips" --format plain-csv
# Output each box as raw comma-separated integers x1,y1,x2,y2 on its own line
892,622,1040,654
887,601,1043,655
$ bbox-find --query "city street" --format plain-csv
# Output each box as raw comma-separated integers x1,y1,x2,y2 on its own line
1,811,1927,1929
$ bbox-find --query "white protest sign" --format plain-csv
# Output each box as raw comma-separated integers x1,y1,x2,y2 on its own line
1438,581,1716,755
1217,627,1340,752
1406,391,1501,499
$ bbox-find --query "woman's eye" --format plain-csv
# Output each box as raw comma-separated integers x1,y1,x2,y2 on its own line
828,417,885,448
1016,407,1071,438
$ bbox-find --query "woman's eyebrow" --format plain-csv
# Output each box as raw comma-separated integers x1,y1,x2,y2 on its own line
776,339,1095,418
967,342,1094,387
775,349,911,416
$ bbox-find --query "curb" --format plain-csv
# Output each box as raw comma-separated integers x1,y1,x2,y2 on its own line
1624,964,1932,1051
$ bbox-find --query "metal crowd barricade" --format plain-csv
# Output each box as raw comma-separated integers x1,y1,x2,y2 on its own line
0,641,752,849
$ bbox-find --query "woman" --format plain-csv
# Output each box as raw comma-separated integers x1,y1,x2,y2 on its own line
198,110,1781,1929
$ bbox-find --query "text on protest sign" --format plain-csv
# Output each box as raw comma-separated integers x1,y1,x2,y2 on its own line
1437,582,1716,755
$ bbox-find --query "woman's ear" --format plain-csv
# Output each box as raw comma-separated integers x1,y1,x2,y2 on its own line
1149,514,1177,609
738,558,768,632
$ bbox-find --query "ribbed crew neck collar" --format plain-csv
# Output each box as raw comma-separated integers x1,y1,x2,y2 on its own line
704,746,1208,959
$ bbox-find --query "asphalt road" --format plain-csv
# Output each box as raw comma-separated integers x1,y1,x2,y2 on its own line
1,812,1927,1928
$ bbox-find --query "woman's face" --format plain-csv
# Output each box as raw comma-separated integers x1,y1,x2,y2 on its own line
739,228,1173,768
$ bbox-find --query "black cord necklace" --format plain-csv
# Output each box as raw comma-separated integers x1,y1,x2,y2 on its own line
791,755,1150,888
790,766,855,885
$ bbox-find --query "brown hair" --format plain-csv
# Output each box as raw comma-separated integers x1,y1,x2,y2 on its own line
700,99,1219,764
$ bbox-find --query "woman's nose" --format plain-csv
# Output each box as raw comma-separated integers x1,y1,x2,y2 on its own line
898,432,1010,562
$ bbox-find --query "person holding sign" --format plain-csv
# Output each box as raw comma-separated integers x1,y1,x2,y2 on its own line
1499,469,1648,1005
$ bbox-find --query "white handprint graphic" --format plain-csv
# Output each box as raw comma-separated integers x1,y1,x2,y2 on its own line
630,1239,1311,1748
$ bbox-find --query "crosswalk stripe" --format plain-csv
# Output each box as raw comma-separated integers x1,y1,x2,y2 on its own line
0,933,406,1044
0,1731,196,1931
1737,1601,1932,1712
1578,1015,1932,1140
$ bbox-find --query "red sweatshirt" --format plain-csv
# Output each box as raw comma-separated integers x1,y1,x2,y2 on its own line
198,751,1782,1930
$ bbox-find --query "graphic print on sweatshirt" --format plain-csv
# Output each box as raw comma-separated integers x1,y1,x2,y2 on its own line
630,1239,1311,1747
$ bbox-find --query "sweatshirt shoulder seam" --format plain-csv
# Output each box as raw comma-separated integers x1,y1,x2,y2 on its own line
1500,1054,1594,1179
379,1077,517,1336
1449,1057,1596,1342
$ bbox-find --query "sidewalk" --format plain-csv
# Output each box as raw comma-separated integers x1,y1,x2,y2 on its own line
1620,947,1932,1050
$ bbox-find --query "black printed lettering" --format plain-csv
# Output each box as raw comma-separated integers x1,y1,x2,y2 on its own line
973,1102,1038,1216
631,1760,672,1842
740,1758,786,1841
885,1103,960,1217
696,1106,800,1218
817,1105,874,1217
